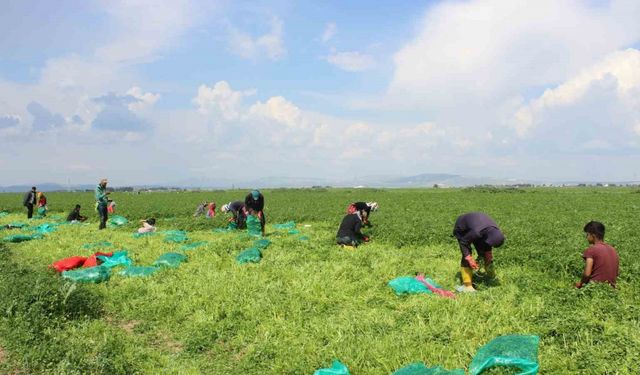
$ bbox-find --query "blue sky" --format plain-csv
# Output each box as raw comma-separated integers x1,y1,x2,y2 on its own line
1,0,640,185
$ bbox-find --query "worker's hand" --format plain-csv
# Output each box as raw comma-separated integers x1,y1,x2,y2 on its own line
362,236,370,242
575,282,583,289
465,255,479,270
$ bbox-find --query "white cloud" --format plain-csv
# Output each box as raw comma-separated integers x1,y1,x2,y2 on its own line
95,0,198,64
249,96,306,129
326,51,375,72
390,0,640,99
512,48,640,137
126,87,160,111
321,22,337,43
228,17,286,61
193,81,255,119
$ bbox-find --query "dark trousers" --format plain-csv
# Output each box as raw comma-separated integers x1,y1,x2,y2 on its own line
26,203,33,219
459,238,493,267
337,235,358,246
98,204,108,229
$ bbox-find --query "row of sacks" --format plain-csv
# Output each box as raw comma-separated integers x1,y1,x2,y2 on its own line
314,335,540,375
50,242,188,283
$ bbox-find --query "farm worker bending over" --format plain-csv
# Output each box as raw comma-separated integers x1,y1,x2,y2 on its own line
221,201,247,229
95,178,110,230
37,192,48,216
193,201,207,217
575,221,619,289
207,202,216,218
336,211,369,248
347,201,378,227
245,190,265,235
138,218,157,234
453,212,505,292
67,204,87,222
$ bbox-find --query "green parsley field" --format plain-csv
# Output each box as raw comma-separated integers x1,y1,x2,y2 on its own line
0,188,638,374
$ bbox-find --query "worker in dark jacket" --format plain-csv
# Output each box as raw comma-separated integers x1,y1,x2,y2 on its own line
22,186,37,219
245,190,265,235
336,212,369,247
67,204,88,222
453,212,505,292
221,201,247,229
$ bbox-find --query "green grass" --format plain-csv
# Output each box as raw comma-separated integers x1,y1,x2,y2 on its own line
0,188,638,374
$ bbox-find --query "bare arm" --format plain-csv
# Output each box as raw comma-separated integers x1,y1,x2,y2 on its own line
575,258,594,288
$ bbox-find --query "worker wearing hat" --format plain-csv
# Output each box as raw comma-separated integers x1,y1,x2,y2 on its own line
453,212,505,292
245,190,265,236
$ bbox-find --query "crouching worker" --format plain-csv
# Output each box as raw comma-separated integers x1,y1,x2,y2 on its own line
347,202,379,227
336,211,369,248
453,212,505,292
138,218,156,234
245,190,265,235
221,201,247,229
67,204,88,222
575,221,619,289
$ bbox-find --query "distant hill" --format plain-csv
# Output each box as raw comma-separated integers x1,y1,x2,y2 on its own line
0,183,96,193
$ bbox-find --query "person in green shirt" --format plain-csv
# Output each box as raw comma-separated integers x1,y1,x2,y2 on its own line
95,178,110,229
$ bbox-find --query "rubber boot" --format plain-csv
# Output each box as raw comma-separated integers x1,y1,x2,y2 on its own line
459,267,476,292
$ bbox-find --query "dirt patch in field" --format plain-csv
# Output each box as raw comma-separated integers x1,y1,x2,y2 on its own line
0,345,6,364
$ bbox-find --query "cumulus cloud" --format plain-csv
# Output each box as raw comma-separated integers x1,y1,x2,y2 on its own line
326,51,375,72
91,89,153,132
193,81,255,119
249,96,306,129
126,87,160,111
26,101,65,130
321,22,337,43
512,48,640,137
390,0,640,99
0,114,20,128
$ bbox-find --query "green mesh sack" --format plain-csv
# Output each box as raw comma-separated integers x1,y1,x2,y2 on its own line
469,335,540,375
82,241,113,249
119,266,159,277
33,223,57,234
313,360,350,375
153,252,187,268
181,241,208,251
163,230,188,243
108,215,129,226
132,231,156,238
214,221,237,233
388,276,433,295
3,233,43,243
393,363,464,375
236,247,262,264
298,235,310,241
287,229,300,234
0,211,9,218
246,215,262,237
97,251,133,268
62,265,111,283
37,206,47,216
273,221,296,229
253,238,271,249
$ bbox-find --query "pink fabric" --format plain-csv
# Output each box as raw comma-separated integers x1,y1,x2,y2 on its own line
415,274,456,299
